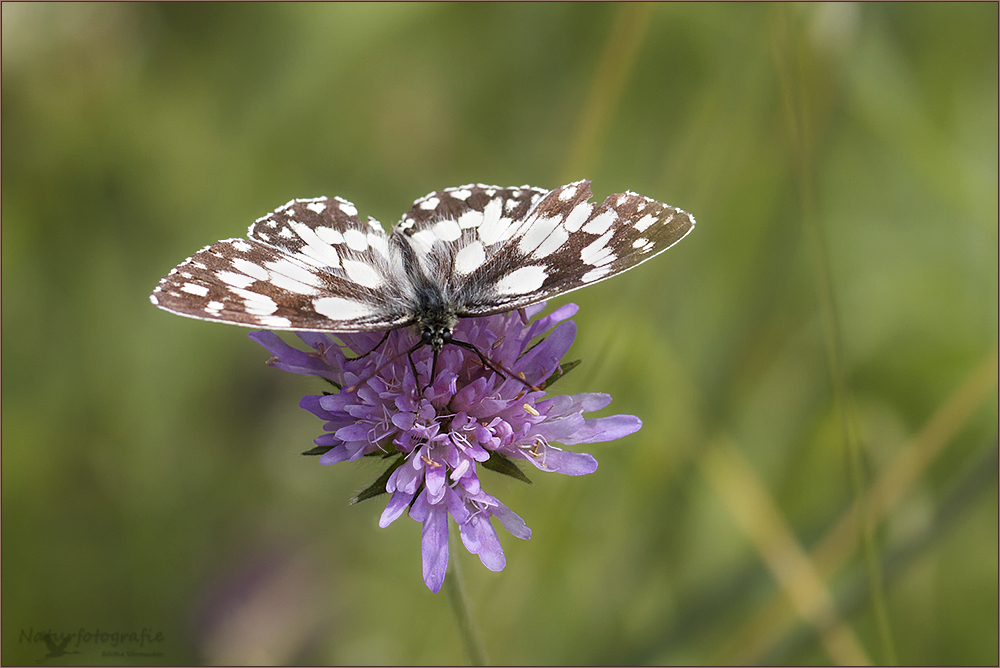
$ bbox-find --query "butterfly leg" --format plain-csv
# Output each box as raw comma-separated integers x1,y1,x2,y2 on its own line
407,342,428,392
449,338,542,393
353,329,392,360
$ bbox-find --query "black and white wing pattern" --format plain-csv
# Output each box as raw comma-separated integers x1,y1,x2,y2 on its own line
151,180,694,334
393,179,695,316
150,196,416,332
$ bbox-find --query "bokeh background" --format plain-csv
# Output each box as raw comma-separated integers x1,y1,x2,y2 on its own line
3,3,997,665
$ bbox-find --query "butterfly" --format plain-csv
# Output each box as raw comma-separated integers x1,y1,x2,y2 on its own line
150,180,695,356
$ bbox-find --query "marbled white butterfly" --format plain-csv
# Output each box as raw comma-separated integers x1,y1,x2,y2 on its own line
150,180,695,357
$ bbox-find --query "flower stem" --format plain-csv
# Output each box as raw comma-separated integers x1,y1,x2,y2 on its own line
445,522,488,666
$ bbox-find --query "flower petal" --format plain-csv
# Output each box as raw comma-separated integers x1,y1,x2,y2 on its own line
460,513,505,572
492,501,532,540
318,446,351,465
249,331,340,380
528,446,598,475
418,500,450,593
516,321,576,380
379,490,412,527
560,414,642,445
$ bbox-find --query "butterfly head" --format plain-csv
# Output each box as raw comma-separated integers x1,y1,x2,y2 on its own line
416,308,459,353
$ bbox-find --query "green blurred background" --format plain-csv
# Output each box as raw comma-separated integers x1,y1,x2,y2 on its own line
3,2,997,665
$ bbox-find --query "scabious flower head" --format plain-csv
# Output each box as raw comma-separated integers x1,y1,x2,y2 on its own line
250,302,641,592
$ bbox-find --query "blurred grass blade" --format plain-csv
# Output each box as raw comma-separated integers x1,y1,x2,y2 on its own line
562,2,656,180
719,348,999,664
700,435,873,666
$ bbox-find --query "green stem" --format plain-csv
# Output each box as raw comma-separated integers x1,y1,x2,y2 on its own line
445,522,488,666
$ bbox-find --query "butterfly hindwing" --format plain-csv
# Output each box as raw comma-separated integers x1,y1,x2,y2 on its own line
393,184,549,291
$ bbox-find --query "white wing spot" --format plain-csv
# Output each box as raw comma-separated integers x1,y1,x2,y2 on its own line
278,227,294,238
558,185,578,201
633,213,657,232
433,219,462,242
180,283,209,297
518,214,562,255
454,240,486,275
476,198,508,245
450,189,472,201
458,209,484,229
231,239,253,252
581,266,611,283
632,238,649,249
298,243,340,269
266,261,321,295
368,233,390,258
216,270,255,289
338,200,358,217
315,227,345,245
582,209,618,235
495,265,547,296
232,288,278,315
594,249,616,266
343,228,369,251
419,197,440,210
410,230,437,255
616,193,629,206
289,222,343,267
530,223,569,259
343,259,383,289
306,201,327,214
314,296,375,320
563,202,593,233
232,257,270,281
206,301,224,311
580,229,615,265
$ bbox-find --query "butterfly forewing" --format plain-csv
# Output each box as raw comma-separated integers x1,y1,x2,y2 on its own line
151,197,416,332
469,181,695,310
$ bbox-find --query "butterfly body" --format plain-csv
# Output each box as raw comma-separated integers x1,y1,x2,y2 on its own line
151,180,695,348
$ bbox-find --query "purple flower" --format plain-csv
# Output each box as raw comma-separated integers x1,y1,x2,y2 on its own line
250,303,641,592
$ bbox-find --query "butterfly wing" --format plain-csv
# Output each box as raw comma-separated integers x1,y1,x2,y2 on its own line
151,197,416,332
393,180,695,317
